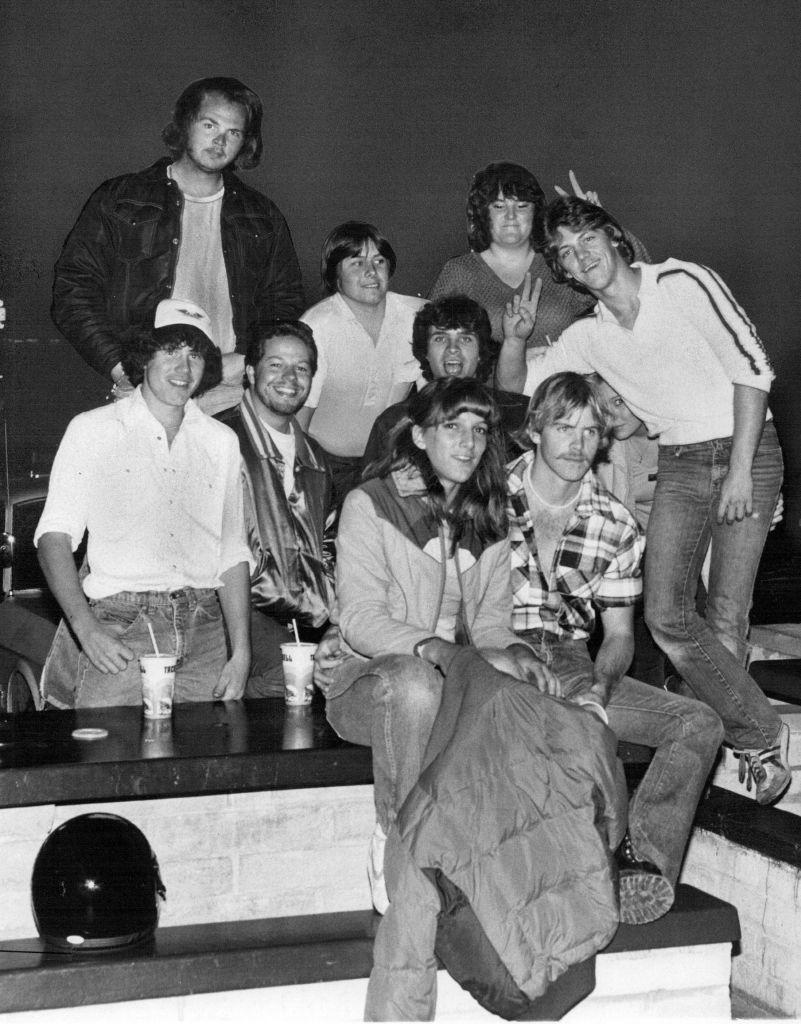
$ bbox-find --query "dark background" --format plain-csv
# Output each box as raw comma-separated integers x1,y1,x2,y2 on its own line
2,0,800,534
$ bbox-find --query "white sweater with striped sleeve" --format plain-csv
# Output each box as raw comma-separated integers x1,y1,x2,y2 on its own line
523,259,775,445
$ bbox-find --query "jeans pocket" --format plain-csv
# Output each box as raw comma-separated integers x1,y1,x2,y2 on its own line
91,600,145,638
194,597,223,624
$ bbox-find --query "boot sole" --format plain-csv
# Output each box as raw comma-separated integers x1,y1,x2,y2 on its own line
755,722,792,806
619,871,675,925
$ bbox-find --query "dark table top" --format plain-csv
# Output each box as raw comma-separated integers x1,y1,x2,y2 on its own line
0,697,373,808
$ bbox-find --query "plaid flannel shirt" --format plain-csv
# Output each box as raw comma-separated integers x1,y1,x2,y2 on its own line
507,450,645,643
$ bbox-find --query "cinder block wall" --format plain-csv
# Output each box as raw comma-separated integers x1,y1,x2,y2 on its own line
1,784,376,940
681,828,801,1016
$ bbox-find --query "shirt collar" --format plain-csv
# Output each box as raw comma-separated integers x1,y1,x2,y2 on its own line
593,261,650,325
121,385,200,435
506,449,609,520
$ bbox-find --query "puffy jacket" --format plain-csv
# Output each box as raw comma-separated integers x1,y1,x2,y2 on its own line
334,469,520,669
52,157,304,380
218,394,334,627
365,648,627,1021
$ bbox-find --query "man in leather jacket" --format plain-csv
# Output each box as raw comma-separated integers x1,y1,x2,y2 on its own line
52,76,304,415
217,321,334,697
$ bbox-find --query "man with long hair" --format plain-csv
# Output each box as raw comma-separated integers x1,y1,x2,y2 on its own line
502,196,789,807
35,299,253,708
52,76,304,415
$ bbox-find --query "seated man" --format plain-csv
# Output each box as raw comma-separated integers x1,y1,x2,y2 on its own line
217,321,335,697
508,371,724,924
35,299,253,708
361,294,528,468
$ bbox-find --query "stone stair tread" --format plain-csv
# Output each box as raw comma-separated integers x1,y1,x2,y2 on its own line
750,659,801,704
0,886,738,1014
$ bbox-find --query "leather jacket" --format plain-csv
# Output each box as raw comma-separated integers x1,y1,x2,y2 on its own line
218,395,335,627
52,157,305,380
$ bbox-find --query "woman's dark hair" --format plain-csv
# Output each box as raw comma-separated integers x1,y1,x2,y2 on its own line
244,320,318,383
412,295,498,382
121,325,222,397
541,196,635,287
466,162,547,252
161,76,263,170
367,378,508,548
320,221,397,294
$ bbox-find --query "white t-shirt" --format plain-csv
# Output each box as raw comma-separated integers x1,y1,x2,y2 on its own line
262,419,297,497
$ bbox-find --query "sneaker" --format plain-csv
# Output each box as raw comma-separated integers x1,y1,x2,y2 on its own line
734,722,791,806
616,832,675,926
367,822,390,915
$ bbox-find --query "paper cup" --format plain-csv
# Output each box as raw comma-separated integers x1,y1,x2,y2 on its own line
280,642,317,706
139,654,177,719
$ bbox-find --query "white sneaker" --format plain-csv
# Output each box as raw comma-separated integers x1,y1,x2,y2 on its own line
367,822,390,914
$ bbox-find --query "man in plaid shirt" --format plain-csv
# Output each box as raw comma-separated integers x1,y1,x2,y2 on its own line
507,372,724,925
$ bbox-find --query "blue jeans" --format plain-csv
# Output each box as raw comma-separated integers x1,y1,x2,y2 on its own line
644,423,783,749
326,654,443,833
537,639,723,886
42,588,227,708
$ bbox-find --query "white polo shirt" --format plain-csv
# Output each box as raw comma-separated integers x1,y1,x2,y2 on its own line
301,291,425,456
35,388,254,599
523,259,774,445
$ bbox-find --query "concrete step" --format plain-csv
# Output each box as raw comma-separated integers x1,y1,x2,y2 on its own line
0,887,739,1020
680,787,801,1018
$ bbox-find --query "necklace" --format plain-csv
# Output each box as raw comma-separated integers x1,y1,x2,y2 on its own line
525,466,580,510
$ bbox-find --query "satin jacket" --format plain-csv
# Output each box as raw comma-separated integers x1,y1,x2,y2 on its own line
218,394,334,627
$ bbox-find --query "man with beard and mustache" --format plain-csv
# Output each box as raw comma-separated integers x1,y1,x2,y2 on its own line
218,322,335,697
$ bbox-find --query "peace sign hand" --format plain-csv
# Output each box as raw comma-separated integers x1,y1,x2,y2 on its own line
554,169,601,207
502,271,542,343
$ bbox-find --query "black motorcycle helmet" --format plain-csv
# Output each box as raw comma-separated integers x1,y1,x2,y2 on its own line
31,813,166,951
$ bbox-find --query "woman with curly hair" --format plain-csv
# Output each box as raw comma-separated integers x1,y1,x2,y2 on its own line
429,162,647,388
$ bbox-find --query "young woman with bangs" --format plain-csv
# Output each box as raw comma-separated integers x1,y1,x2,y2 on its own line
314,377,552,911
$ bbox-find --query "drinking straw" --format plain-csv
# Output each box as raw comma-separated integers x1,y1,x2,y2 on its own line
292,619,301,645
146,621,161,657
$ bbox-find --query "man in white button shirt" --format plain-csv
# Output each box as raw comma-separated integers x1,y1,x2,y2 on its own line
35,299,253,708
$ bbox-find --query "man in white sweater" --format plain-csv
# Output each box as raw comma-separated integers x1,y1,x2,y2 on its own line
501,196,788,806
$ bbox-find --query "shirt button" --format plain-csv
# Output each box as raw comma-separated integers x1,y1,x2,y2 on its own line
172,238,179,245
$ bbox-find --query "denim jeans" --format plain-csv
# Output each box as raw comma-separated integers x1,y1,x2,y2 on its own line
326,654,443,833
42,588,227,708
536,638,723,886
644,422,783,749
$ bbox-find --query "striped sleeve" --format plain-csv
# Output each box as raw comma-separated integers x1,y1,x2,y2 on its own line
657,260,774,390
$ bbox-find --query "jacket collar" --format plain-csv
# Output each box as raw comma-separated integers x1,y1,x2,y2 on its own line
143,156,245,195
390,464,430,498
238,389,322,471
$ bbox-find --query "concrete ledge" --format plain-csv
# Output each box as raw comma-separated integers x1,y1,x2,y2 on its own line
681,786,801,1016
0,885,738,1014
